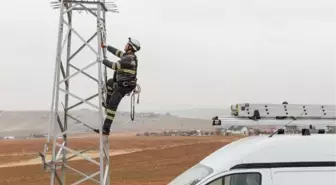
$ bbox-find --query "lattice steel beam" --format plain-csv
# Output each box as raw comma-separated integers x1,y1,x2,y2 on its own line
41,0,117,184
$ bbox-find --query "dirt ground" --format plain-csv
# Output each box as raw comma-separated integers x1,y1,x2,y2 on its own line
0,135,242,185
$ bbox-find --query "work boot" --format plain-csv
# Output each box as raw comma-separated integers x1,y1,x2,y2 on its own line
94,120,111,136
93,128,110,136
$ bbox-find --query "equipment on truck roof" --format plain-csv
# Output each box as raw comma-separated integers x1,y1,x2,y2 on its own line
213,103,336,126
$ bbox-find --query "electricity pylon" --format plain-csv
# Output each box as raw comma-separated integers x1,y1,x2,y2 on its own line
39,0,118,184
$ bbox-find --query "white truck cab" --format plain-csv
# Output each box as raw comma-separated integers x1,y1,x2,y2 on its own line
167,133,336,185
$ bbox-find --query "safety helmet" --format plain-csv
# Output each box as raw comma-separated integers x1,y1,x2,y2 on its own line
128,37,141,52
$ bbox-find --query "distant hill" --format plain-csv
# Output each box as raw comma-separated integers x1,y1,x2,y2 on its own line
169,108,230,120
0,110,215,137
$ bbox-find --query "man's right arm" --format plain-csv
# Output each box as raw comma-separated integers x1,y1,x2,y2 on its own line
105,45,125,58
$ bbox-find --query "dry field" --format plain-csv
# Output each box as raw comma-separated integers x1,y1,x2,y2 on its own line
0,134,242,185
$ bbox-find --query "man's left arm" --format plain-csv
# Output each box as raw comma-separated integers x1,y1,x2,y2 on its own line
102,58,121,71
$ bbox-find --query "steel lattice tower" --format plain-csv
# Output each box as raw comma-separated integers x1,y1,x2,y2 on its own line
39,0,119,184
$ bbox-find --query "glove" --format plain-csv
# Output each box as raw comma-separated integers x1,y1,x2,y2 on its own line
99,57,107,63
101,43,107,48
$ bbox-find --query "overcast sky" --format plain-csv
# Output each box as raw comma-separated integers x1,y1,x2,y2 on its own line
0,0,335,112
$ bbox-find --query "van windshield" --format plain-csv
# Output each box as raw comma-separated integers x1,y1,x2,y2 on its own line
167,163,213,185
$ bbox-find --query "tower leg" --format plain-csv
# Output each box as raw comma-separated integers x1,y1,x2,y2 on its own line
61,2,73,184
50,1,65,185
96,2,108,185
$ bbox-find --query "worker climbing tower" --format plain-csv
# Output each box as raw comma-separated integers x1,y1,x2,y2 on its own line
39,0,118,185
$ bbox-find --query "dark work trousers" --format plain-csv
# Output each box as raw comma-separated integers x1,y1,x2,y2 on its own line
102,83,135,134
105,78,116,105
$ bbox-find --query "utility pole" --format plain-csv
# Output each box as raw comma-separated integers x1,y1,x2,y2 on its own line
39,0,118,184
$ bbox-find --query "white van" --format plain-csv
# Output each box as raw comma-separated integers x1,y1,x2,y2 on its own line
167,133,336,185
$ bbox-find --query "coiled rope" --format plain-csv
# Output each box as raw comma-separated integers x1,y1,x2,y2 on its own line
130,84,141,121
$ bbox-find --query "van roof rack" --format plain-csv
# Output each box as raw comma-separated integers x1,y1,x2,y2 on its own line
212,103,336,127
231,103,335,119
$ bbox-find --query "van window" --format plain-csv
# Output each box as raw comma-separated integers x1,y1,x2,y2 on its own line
207,178,222,185
272,169,336,185
207,173,261,185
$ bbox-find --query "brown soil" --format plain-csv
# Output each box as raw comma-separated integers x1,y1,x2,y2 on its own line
0,135,241,185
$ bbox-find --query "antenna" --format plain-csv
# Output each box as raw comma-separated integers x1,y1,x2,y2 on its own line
39,0,118,185
269,112,304,138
